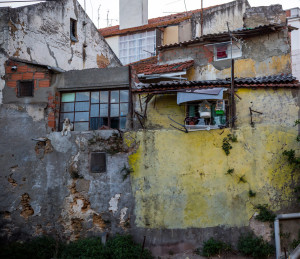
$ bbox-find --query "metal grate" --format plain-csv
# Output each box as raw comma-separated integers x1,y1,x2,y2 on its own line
90,152,106,173
18,81,34,97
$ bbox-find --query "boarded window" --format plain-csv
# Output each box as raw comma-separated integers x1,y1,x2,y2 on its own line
70,19,78,42
18,81,34,97
90,152,106,173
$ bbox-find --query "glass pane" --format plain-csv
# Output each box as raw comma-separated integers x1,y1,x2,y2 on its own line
76,92,90,101
91,92,99,103
120,103,128,116
120,90,129,102
110,104,119,117
110,91,119,103
61,103,74,112
75,112,89,121
61,93,75,102
100,104,108,117
100,91,108,103
75,102,89,111
111,118,119,129
60,112,74,122
120,117,126,129
74,122,89,131
90,117,100,130
90,104,99,117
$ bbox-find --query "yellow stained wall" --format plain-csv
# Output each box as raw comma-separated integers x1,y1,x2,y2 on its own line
127,88,299,229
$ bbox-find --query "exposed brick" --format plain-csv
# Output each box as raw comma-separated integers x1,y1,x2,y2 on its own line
5,66,12,74
6,81,17,87
11,74,22,81
38,80,50,87
18,66,28,73
34,72,45,79
48,120,56,128
23,73,34,80
48,94,54,100
27,67,37,72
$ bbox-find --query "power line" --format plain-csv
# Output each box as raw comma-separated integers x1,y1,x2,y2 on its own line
0,0,55,2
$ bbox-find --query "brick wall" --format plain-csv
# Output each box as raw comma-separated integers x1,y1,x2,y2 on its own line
4,60,59,131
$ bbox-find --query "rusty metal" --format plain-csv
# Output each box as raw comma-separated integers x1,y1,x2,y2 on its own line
249,107,263,127
139,236,146,259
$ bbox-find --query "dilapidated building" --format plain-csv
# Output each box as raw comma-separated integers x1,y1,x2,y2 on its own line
0,1,300,258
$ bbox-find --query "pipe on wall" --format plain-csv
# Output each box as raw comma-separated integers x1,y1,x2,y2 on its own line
274,213,300,259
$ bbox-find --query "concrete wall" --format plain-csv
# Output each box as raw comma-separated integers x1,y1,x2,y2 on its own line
158,30,291,80
119,0,148,30
0,0,121,104
192,0,250,38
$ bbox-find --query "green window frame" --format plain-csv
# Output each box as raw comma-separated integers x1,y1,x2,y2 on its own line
59,89,129,131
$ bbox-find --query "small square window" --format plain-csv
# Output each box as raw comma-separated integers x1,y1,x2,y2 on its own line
18,81,34,97
90,152,106,173
70,18,78,42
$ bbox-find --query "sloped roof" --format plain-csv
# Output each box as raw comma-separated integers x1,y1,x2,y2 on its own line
99,6,218,37
134,74,300,92
130,57,194,75
158,24,294,50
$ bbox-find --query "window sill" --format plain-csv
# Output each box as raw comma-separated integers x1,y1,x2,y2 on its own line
185,124,224,131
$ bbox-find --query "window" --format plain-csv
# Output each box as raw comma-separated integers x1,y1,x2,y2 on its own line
70,18,78,42
213,42,242,61
119,30,156,65
18,81,34,97
185,100,228,131
90,152,106,173
60,89,129,131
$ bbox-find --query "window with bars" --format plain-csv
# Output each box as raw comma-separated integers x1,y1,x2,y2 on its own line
18,81,34,97
119,30,156,65
60,89,129,131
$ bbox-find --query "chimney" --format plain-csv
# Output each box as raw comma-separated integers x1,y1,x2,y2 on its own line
119,0,148,30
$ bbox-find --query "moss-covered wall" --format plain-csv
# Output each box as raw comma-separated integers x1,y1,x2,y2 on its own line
128,88,299,230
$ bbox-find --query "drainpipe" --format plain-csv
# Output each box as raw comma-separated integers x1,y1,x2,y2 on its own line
274,213,300,259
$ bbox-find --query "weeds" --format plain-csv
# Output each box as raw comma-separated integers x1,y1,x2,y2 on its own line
120,164,134,180
226,168,234,175
222,134,237,156
248,190,256,197
195,238,231,258
254,204,276,222
238,234,274,259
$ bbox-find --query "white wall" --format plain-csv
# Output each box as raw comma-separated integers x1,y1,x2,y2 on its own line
288,16,300,80
106,36,120,59
0,0,121,103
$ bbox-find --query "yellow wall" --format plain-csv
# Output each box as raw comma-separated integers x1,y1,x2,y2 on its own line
127,88,299,229
163,26,179,45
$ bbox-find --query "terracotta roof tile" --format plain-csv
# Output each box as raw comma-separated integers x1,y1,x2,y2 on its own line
99,5,218,37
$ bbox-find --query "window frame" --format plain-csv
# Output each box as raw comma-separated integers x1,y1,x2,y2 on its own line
17,80,34,98
213,41,242,61
59,88,130,131
70,18,78,42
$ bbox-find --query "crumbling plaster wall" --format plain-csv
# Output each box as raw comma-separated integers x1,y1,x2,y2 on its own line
0,0,121,103
128,88,300,254
158,30,291,80
192,0,250,38
0,104,135,242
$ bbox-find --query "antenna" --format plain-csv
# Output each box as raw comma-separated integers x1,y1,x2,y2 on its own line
201,0,203,36
106,10,109,27
183,0,187,15
98,4,101,28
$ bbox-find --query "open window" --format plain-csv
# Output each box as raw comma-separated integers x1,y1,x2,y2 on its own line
210,42,242,61
70,18,78,42
59,89,129,131
177,88,228,131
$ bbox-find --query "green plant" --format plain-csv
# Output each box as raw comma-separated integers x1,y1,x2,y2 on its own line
238,175,247,183
290,230,300,249
228,134,238,142
254,204,276,222
248,190,256,197
105,234,153,259
226,168,234,175
238,234,274,259
120,164,134,180
196,238,231,258
222,134,237,155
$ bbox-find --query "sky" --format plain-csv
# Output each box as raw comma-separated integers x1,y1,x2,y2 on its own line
0,0,299,28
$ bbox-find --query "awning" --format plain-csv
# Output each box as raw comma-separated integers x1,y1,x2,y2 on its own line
177,87,225,104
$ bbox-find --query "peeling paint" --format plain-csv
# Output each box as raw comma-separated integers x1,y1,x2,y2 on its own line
109,194,121,214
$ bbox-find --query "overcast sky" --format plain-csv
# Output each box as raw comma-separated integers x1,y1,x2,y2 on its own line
0,0,299,28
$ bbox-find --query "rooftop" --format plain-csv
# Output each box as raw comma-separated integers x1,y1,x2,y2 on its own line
134,74,300,93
